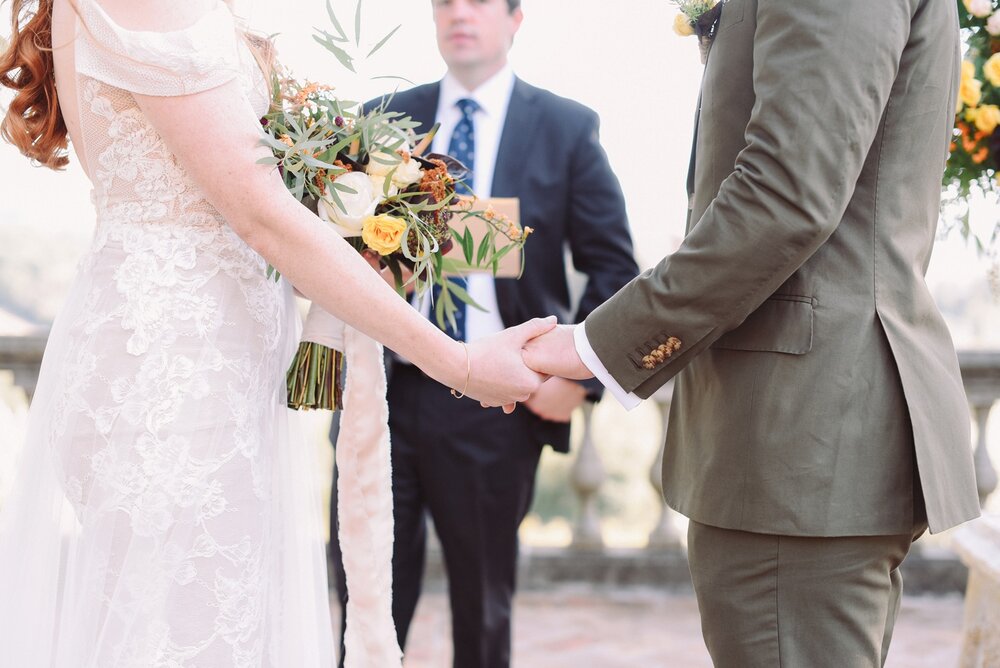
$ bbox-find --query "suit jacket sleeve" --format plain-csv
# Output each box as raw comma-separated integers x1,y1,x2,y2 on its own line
583,0,919,399
565,109,640,399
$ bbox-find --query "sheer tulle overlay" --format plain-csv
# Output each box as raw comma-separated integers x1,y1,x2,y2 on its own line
0,1,334,665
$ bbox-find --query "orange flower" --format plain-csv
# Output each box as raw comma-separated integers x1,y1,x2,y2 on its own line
973,147,990,164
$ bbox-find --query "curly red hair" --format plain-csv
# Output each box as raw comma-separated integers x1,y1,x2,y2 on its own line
1,0,69,170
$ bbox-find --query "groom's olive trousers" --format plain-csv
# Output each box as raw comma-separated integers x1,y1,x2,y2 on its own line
686,520,927,668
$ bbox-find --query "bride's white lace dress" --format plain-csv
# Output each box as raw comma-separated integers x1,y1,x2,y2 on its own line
0,1,334,665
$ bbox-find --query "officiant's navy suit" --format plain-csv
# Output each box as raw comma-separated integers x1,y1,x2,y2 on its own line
330,75,638,667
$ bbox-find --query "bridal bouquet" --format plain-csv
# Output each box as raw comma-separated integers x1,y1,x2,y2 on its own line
945,0,1000,250
260,76,531,410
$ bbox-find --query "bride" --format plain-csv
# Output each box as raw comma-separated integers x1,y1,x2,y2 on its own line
0,0,552,665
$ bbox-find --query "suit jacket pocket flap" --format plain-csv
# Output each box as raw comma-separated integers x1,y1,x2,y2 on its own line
713,295,814,355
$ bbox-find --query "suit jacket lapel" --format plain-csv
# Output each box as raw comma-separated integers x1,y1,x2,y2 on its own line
492,78,541,327
685,90,702,232
406,82,440,141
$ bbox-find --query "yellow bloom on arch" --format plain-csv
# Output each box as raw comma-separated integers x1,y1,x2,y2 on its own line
985,53,1000,87
362,214,408,256
963,60,976,80
673,13,695,37
972,104,1000,134
960,65,983,110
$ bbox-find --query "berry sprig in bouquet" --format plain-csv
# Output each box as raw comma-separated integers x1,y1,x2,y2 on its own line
260,76,530,410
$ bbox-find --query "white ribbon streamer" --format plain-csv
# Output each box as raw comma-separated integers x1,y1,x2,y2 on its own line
301,304,402,667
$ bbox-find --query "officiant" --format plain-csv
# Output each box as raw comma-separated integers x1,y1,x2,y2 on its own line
328,0,638,665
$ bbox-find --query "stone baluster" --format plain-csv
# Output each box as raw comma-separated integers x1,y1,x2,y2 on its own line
972,399,998,507
959,351,1000,511
648,383,682,549
570,402,605,550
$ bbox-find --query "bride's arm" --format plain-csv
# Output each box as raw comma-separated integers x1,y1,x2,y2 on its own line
84,1,550,406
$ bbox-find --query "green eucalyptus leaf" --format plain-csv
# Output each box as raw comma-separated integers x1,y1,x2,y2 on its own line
354,0,363,47
446,279,487,313
476,228,492,265
313,34,356,73
368,24,402,57
461,228,474,264
325,0,349,41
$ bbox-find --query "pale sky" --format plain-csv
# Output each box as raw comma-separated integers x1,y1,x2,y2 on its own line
0,0,997,346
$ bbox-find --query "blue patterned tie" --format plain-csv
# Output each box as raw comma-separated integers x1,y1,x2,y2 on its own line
433,98,479,340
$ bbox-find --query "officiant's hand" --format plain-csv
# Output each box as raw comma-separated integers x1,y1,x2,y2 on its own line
522,324,594,381
461,317,556,413
523,377,587,423
361,250,398,290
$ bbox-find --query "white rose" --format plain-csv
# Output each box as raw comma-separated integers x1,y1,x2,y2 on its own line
967,0,992,17
392,155,424,189
368,173,399,198
318,171,379,237
367,150,424,192
988,11,1000,34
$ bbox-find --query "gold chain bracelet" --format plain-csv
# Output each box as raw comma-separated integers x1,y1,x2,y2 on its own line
450,341,471,399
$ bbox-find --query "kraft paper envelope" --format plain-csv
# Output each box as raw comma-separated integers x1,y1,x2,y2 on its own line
445,197,523,278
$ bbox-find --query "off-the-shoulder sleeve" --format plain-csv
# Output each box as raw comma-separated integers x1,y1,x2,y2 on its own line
75,0,241,97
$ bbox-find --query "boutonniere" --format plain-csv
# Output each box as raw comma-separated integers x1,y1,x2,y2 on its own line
672,1,725,64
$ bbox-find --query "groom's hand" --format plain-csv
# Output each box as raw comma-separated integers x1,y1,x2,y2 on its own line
522,324,594,381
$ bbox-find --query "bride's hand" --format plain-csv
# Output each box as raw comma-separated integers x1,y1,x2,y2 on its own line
455,317,557,412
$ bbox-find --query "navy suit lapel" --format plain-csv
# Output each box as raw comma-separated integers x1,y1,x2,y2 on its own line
405,82,440,141
492,79,541,327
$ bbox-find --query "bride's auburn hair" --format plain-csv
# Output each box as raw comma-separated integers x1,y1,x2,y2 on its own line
0,0,69,170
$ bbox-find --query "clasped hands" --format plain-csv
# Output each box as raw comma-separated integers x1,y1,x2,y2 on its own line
362,251,596,417
462,319,595,416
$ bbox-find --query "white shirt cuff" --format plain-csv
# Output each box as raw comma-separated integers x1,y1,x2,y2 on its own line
574,323,642,411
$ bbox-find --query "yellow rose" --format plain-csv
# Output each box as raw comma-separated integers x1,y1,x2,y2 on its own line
673,13,695,37
985,53,1000,87
960,74,983,109
974,104,1000,133
362,214,407,256
963,60,976,81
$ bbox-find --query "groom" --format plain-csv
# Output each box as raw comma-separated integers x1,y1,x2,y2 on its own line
525,0,980,665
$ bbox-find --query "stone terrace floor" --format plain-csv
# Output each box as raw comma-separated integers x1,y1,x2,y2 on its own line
335,588,966,667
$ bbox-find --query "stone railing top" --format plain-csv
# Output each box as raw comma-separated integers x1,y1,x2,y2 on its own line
0,333,48,366
958,350,1000,404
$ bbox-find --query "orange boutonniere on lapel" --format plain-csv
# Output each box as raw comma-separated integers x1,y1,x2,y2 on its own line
672,0,725,64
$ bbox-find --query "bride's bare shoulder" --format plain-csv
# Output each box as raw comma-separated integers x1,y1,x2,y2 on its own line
84,0,219,32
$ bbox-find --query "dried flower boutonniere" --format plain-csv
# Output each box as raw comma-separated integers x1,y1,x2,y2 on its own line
672,0,725,64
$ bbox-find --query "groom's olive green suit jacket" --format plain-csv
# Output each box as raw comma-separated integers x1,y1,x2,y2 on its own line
586,0,980,536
